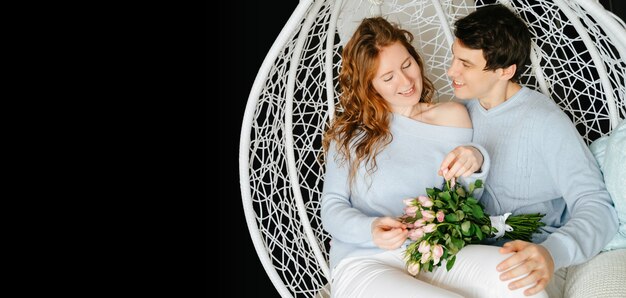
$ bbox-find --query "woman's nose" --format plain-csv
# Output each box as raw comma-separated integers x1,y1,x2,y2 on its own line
399,71,411,85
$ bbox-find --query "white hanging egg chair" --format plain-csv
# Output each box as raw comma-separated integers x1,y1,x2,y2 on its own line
239,0,626,297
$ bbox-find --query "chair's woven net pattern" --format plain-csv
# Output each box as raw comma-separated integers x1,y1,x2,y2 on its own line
495,0,626,143
240,0,626,297
240,2,338,297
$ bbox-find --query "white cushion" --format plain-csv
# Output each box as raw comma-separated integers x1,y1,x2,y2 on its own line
564,249,626,298
589,119,626,250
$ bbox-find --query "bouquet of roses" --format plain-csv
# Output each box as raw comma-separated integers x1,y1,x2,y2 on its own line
399,179,545,275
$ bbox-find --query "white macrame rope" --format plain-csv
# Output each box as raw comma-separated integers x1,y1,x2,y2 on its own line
490,212,514,239
368,0,383,16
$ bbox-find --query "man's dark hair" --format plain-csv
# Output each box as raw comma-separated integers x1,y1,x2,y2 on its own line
454,4,531,82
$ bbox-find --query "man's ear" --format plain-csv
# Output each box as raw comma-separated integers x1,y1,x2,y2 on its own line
500,64,517,81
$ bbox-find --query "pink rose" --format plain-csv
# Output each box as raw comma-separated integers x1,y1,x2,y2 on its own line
408,228,424,241
418,195,433,207
413,219,426,228
436,210,445,222
432,257,440,265
404,206,418,217
432,244,444,258
421,210,435,222
423,223,437,233
403,198,415,206
432,244,444,265
418,241,430,253
420,251,432,264
407,262,421,276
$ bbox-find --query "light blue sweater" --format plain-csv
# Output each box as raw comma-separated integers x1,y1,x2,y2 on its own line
321,113,489,270
466,86,619,270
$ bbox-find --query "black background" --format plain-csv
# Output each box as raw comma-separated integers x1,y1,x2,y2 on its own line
216,1,624,297
218,2,299,297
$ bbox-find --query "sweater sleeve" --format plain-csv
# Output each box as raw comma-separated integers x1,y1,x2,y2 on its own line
537,111,619,270
462,99,491,198
458,142,490,199
320,143,377,244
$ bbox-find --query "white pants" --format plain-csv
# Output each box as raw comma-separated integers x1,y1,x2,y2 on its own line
331,244,549,298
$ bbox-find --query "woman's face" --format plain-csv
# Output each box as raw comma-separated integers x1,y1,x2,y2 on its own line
371,42,423,113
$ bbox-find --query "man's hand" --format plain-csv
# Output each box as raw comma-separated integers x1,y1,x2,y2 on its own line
371,217,408,250
497,240,555,296
439,146,484,180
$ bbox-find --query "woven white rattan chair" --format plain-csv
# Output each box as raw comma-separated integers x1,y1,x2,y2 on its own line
239,0,626,297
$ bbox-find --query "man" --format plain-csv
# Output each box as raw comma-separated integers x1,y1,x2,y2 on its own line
439,4,619,297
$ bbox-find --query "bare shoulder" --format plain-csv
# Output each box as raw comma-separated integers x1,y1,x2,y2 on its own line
428,101,472,128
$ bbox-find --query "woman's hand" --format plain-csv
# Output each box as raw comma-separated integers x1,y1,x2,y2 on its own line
371,217,408,250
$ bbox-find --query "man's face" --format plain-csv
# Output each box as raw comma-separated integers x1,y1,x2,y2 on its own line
447,38,501,102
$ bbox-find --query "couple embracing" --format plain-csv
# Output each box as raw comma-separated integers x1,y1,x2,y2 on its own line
320,4,619,298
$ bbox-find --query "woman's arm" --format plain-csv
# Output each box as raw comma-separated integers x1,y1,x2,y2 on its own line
320,143,378,244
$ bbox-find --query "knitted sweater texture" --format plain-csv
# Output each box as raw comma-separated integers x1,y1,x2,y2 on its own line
466,86,619,270
321,113,489,270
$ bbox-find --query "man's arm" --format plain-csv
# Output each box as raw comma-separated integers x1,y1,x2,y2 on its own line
538,111,618,270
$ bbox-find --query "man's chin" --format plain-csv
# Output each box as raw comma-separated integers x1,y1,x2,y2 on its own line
453,91,471,100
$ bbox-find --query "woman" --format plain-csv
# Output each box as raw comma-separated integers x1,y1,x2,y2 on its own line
321,17,547,298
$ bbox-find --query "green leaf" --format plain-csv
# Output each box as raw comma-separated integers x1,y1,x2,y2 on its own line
447,241,458,254
474,223,483,240
461,221,471,235
455,210,465,221
426,188,435,196
439,191,451,201
448,201,458,212
445,213,458,222
450,227,460,238
469,179,483,195
472,205,484,218
452,237,464,250
446,255,457,271
456,187,466,197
